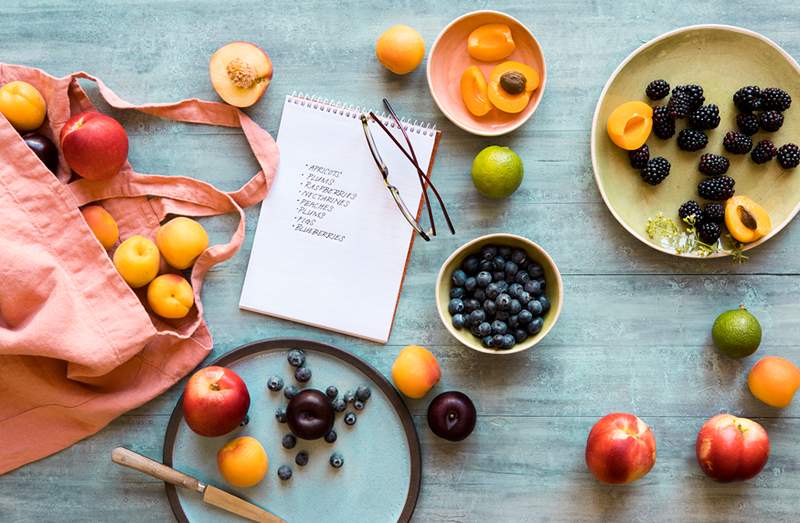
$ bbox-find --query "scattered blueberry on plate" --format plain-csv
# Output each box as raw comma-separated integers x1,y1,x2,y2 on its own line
267,375,284,391
282,433,297,449
329,452,344,468
295,366,312,382
295,450,309,466
277,465,293,480
325,385,338,399
324,429,337,443
287,349,305,367
344,412,357,426
275,407,288,423
284,385,300,400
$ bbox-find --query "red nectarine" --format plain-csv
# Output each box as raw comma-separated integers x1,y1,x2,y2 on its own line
585,412,656,484
60,111,128,180
183,366,250,437
696,414,769,482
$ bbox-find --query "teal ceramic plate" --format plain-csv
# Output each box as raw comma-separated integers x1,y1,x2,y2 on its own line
163,339,420,523
591,25,800,258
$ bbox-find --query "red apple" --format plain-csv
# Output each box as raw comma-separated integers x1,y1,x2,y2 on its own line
696,414,769,482
182,366,250,437
60,111,128,180
585,412,656,484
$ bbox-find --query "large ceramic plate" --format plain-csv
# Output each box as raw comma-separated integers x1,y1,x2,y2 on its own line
163,339,420,523
591,25,800,258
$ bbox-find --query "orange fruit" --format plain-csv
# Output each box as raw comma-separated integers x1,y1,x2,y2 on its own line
748,356,800,408
217,436,269,488
376,25,425,75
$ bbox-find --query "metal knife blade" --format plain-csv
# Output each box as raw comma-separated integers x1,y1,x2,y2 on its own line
202,484,286,523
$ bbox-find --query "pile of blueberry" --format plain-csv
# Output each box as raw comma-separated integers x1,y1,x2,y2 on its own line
448,244,550,350
267,349,371,481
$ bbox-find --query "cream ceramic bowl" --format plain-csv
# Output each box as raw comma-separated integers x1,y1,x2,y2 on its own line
426,10,546,136
435,234,563,354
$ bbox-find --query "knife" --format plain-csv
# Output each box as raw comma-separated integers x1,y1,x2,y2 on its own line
112,447,285,523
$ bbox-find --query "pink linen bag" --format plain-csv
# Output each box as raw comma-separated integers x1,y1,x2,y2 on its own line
0,63,278,474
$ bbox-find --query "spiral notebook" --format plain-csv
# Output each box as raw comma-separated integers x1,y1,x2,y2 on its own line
240,94,441,343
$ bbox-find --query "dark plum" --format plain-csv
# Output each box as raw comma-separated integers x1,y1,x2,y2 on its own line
426,391,477,442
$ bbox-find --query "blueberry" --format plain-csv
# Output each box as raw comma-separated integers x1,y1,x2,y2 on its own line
464,298,481,313
332,398,346,412
450,286,466,299
514,271,530,284
267,376,284,391
356,386,372,402
451,269,467,287
330,452,344,469
472,288,486,302
492,334,505,347
284,385,300,400
295,450,309,467
295,366,312,382
482,299,497,317
538,296,551,313
448,298,465,315
524,279,541,297
492,256,506,271
343,390,355,403
518,309,533,324
482,335,494,347
509,299,522,315
501,334,516,350
277,465,293,480
464,277,477,292
495,311,510,321
354,400,365,410
287,349,305,367
492,271,506,282
496,293,512,310
275,407,288,423
514,329,528,343
527,317,544,335
504,261,518,277
480,245,497,260
511,249,527,265
492,320,508,335
476,271,492,288
537,278,547,291
485,282,500,299
527,263,544,279
240,414,250,426
504,273,516,284
282,433,297,449
478,259,494,272
477,321,492,336
344,412,357,425
324,429,338,443
462,255,480,275
452,313,466,329
508,283,523,298
326,385,338,399
527,299,543,316
508,315,519,328
499,246,512,258
496,281,509,293
468,309,486,326
470,324,482,337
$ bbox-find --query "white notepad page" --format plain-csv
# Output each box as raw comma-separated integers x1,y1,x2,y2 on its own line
240,95,438,343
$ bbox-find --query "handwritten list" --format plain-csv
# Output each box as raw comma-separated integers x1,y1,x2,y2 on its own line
292,163,357,242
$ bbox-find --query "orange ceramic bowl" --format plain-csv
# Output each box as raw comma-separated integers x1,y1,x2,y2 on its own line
427,10,546,136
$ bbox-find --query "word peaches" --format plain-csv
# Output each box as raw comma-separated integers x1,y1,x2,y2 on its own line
585,413,656,484
391,345,441,399
748,356,800,408
375,25,425,75
696,414,769,482
209,42,273,108
60,111,129,180
217,436,269,488
183,366,250,437
0,80,47,131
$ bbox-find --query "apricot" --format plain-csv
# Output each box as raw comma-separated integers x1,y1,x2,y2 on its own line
748,356,800,408
217,436,269,488
606,101,653,151
155,217,209,270
376,25,425,75
209,42,273,108
391,345,441,399
467,23,515,62
147,274,194,319
725,196,772,243
81,205,119,250
113,235,160,288
487,61,539,114
460,66,492,117
0,81,46,131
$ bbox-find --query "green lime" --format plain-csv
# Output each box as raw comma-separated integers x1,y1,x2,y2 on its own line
471,146,523,199
712,306,762,358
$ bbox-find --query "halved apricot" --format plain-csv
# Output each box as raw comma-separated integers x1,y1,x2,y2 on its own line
209,42,273,108
725,195,771,243
487,61,539,114
460,66,492,117
467,24,515,62
606,101,653,150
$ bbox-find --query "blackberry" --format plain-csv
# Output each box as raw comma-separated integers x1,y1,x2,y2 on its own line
777,143,800,169
702,203,725,225
736,113,760,136
640,157,671,185
723,131,752,154
667,90,694,119
758,110,784,132
698,153,729,175
733,86,762,112
677,128,708,151
751,140,777,164
628,145,650,169
678,200,703,223
675,84,705,109
652,105,675,139
688,104,720,130
646,79,670,100
761,87,791,111
698,221,722,244
698,175,735,201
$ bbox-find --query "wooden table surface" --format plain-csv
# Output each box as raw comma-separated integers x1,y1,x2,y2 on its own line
2,1,800,522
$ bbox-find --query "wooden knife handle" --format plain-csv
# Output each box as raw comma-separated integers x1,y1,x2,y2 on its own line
112,447,204,493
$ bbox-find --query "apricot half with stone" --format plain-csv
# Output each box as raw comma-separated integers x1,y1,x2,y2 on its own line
467,23,515,62
460,66,492,117
487,61,539,114
725,195,771,243
209,42,273,108
606,101,653,151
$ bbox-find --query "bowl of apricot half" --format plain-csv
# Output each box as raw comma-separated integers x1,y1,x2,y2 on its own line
427,10,546,136
435,233,563,355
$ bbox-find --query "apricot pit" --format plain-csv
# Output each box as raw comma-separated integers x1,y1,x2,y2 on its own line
487,61,539,114
725,195,771,243
209,42,273,108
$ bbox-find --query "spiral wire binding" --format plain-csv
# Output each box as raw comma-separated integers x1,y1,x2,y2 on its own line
288,92,437,136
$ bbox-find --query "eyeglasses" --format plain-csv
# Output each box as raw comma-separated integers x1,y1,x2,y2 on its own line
360,98,455,241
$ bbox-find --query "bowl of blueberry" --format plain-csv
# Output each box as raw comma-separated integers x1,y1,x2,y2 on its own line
436,233,563,354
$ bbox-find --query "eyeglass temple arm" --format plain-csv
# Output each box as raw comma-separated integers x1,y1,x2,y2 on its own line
360,114,389,179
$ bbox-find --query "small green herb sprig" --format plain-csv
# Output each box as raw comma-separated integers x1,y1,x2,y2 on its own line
645,212,747,262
